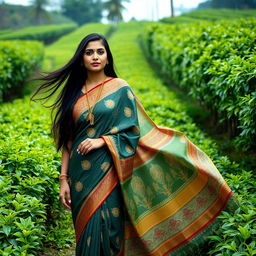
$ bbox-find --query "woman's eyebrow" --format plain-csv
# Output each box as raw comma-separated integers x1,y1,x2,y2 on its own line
85,48,105,50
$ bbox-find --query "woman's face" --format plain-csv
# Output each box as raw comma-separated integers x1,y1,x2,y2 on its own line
83,40,108,73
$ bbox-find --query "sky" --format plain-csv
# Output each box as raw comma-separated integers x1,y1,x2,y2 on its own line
3,0,206,21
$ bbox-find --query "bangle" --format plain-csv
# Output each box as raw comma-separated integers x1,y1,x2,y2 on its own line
59,174,68,180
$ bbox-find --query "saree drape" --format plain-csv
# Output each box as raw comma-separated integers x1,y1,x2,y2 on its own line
69,78,237,256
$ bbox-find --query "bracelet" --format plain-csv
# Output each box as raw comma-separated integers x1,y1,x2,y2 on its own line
59,174,68,180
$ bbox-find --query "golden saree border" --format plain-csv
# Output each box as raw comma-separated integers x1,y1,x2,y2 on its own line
75,167,118,243
125,171,208,238
73,78,129,122
153,187,232,256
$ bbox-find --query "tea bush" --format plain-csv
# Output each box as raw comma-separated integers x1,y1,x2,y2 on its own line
0,23,77,44
161,9,256,23
0,40,44,102
143,18,256,151
0,23,112,255
111,21,255,256
44,23,112,70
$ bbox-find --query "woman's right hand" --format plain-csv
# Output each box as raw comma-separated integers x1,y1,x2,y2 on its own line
59,180,71,210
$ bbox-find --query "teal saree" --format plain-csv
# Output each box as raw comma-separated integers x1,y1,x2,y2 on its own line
68,78,237,256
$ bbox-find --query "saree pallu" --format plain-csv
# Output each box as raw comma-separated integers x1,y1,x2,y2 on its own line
69,78,237,256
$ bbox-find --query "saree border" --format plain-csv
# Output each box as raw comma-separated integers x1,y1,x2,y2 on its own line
75,167,119,243
73,79,130,123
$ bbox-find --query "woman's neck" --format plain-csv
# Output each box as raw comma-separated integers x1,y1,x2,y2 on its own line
86,72,108,88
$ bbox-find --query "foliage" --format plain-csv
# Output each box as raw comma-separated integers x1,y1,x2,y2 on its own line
110,21,255,256
0,23,77,44
0,3,73,30
0,98,74,256
198,0,256,9
161,8,256,23
104,0,130,23
61,0,103,25
0,23,113,255
142,18,256,151
0,40,44,103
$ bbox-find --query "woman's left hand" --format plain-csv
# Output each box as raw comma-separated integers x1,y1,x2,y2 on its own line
77,138,105,155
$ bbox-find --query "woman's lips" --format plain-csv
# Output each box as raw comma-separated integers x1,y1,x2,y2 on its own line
91,62,100,67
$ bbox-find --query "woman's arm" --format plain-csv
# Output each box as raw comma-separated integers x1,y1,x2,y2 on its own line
60,141,71,176
59,139,72,210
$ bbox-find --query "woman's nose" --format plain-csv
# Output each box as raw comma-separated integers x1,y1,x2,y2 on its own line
93,52,98,60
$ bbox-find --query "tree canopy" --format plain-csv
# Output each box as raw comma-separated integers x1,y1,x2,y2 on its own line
61,0,103,25
104,0,130,23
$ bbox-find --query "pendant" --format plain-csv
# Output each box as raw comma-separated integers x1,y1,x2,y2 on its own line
86,112,94,126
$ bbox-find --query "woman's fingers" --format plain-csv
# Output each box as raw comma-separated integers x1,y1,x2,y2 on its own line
77,138,104,155
77,139,93,154
60,192,71,210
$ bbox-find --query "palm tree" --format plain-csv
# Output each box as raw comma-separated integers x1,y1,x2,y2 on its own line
170,0,174,17
30,0,50,25
104,0,130,23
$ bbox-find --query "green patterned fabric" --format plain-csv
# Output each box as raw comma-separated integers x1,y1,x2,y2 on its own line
68,80,237,256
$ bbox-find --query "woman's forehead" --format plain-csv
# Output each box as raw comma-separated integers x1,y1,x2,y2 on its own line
86,40,105,49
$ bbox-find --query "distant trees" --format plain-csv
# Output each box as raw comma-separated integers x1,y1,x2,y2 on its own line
30,0,50,24
61,0,129,25
198,0,256,9
104,0,130,23
62,0,103,25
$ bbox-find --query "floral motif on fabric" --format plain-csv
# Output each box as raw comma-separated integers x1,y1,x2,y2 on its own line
75,181,83,192
124,107,132,117
196,197,207,208
131,176,152,209
150,164,172,196
153,228,167,241
81,160,91,170
127,90,134,100
132,125,140,135
104,99,115,109
111,207,120,217
110,126,119,134
183,208,195,220
168,219,182,230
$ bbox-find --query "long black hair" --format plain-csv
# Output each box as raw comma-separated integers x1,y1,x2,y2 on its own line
31,33,118,152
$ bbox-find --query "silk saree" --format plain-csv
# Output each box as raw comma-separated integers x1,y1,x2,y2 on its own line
68,77,237,256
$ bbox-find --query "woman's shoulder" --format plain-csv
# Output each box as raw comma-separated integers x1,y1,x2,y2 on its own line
110,78,133,92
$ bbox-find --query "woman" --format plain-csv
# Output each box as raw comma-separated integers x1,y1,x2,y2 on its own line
31,33,237,256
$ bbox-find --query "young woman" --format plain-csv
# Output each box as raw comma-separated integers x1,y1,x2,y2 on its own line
31,33,237,256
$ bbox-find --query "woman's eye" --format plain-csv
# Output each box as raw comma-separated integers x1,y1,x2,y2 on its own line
97,49,105,55
84,50,93,56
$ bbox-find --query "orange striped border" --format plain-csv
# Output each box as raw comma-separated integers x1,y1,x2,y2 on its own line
75,167,118,243
132,185,232,256
125,170,208,238
73,79,129,122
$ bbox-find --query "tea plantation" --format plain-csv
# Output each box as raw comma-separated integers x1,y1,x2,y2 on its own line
0,15,255,256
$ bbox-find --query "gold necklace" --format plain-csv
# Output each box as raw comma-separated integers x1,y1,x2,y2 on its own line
84,79,106,125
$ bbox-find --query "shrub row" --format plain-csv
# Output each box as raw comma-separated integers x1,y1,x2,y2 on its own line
0,40,44,103
0,23,112,255
0,23,77,44
110,21,255,256
142,18,256,151
161,9,256,24
44,23,112,70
